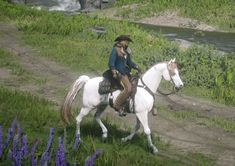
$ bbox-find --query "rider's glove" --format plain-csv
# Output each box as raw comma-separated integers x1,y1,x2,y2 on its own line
112,69,122,79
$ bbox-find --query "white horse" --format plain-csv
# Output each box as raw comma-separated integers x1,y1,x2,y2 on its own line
62,58,184,154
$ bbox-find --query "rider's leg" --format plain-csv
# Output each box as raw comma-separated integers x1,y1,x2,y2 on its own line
113,75,132,116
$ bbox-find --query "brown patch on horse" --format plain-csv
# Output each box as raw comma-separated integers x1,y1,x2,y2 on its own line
168,62,178,76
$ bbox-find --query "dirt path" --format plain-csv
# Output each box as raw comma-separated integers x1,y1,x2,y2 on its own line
1,23,235,165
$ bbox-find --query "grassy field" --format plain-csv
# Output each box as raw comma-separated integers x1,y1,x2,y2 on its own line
0,86,217,165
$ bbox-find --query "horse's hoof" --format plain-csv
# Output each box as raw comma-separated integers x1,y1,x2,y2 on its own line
151,147,158,154
121,138,127,143
102,136,107,143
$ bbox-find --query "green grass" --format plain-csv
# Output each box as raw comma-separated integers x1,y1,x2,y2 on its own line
0,86,215,165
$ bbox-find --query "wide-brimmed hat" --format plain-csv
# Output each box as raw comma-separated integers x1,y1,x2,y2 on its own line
114,35,133,42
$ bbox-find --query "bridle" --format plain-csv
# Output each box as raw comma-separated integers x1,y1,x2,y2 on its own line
138,62,179,99
157,62,179,96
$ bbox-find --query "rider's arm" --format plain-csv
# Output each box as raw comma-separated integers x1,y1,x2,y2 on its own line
126,54,137,69
108,48,117,70
108,48,119,78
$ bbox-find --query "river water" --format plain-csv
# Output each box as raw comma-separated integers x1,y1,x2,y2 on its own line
138,23,235,53
15,0,235,53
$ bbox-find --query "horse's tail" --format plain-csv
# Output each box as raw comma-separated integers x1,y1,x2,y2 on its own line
61,75,90,124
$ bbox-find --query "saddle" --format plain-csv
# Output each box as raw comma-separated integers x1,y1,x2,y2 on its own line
98,70,122,94
98,70,139,113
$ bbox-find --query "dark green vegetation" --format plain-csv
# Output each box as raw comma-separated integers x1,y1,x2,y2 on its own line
115,0,235,32
0,86,216,165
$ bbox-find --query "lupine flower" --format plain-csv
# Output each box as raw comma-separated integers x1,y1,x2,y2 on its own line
12,137,22,166
17,123,21,143
16,148,22,166
73,134,80,150
21,135,28,158
31,139,39,166
0,125,2,158
7,149,13,160
4,128,13,149
40,128,54,165
84,149,102,166
46,128,54,152
11,117,17,133
4,117,17,149
55,137,65,166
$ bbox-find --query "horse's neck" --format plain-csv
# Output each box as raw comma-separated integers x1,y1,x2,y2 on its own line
140,63,165,93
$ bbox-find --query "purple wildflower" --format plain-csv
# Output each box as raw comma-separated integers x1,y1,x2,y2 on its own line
46,128,54,152
4,128,13,149
0,125,2,157
84,149,102,166
40,128,54,166
17,123,21,143
11,117,17,132
12,137,22,166
4,117,17,149
31,139,39,166
7,149,13,160
73,134,80,150
55,137,65,166
21,135,28,158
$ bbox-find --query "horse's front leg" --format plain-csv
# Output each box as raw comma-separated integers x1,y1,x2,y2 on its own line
136,112,158,154
94,104,108,142
121,117,140,142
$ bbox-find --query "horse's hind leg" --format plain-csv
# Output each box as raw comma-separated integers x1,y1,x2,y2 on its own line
136,112,158,154
76,106,94,135
94,104,108,141
121,117,140,142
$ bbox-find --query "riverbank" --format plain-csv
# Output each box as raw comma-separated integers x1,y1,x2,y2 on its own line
94,7,219,32
139,10,218,32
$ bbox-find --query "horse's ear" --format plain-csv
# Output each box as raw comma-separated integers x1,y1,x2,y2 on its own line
168,59,173,65
168,58,176,65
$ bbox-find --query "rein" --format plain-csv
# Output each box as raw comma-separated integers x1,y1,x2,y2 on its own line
138,77,155,100
157,87,177,96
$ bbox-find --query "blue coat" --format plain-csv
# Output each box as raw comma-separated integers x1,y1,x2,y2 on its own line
108,47,136,75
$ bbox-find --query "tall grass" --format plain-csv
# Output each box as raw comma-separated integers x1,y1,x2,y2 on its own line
0,86,215,165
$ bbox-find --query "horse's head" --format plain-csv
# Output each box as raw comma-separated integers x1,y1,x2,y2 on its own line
162,58,184,90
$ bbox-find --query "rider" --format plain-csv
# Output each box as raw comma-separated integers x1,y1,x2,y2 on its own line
108,35,140,116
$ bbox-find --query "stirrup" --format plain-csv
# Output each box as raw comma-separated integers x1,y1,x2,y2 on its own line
118,110,126,117
114,107,126,117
